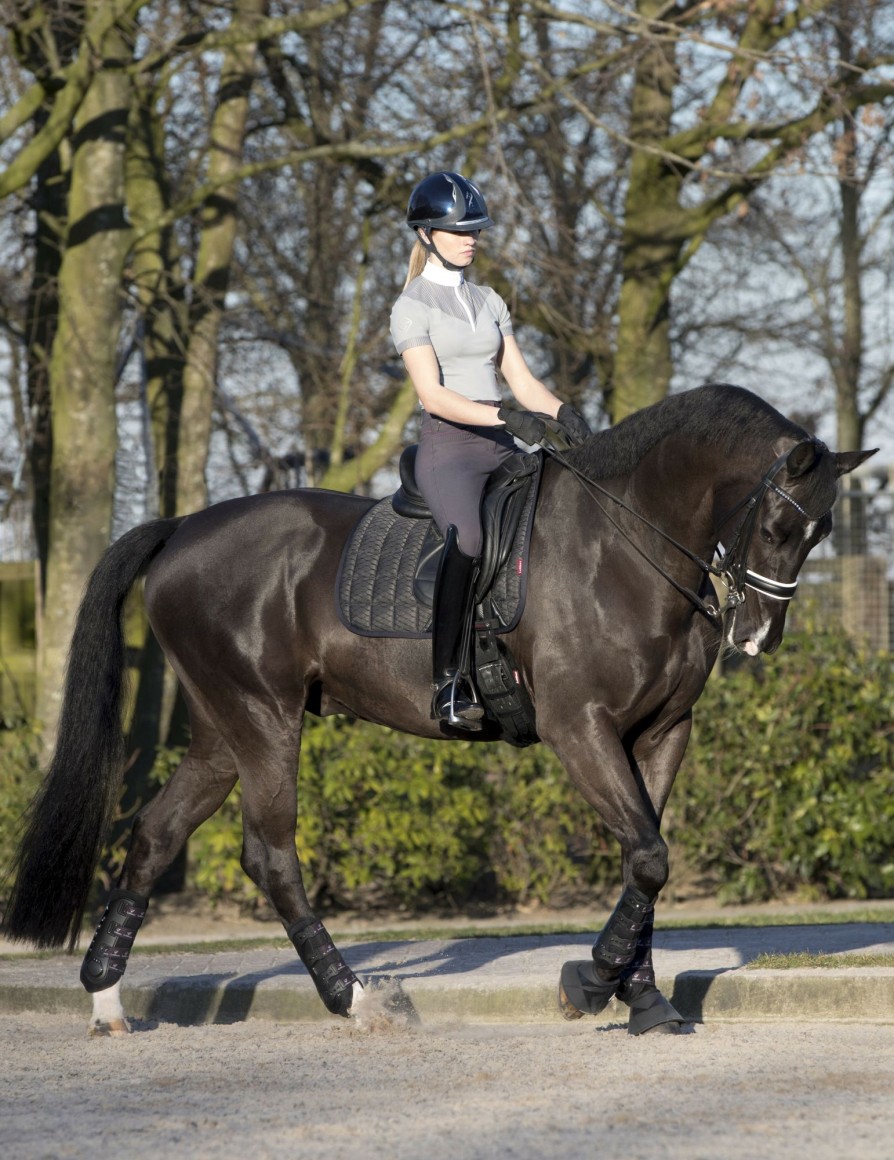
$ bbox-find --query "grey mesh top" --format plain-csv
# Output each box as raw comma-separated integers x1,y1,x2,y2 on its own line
390,263,514,402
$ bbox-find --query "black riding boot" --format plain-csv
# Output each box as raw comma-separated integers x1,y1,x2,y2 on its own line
431,526,484,731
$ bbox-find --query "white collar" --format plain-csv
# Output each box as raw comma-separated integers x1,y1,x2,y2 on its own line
422,262,463,287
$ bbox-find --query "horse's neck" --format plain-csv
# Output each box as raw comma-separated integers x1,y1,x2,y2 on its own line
624,437,728,549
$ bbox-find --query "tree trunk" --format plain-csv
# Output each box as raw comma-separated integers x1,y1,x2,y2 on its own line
177,0,267,515
125,86,189,520
25,129,66,588
612,2,680,423
120,86,187,862
832,10,866,556
36,16,133,745
833,13,865,456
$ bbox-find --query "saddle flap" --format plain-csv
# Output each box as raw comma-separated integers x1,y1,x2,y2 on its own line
412,522,444,608
476,453,540,599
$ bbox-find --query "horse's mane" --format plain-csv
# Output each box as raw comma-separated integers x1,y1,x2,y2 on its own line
567,384,809,480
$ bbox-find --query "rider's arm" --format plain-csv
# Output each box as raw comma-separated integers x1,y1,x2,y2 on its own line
401,345,505,427
498,335,562,419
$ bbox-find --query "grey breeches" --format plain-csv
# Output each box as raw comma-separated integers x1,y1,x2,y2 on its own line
415,407,517,556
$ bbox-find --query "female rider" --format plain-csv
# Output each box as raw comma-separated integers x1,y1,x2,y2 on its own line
390,171,590,732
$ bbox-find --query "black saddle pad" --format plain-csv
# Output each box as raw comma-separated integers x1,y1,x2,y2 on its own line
336,476,540,639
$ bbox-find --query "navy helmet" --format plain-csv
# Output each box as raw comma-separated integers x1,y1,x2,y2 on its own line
406,171,494,232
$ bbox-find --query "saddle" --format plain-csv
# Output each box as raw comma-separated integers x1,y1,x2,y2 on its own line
391,445,541,610
336,447,543,746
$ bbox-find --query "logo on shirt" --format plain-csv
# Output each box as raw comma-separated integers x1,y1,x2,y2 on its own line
400,316,414,331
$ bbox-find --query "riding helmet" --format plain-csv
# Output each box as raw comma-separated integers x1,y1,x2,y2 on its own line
406,172,494,232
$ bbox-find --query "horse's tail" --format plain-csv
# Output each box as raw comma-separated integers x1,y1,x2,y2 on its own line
1,516,185,950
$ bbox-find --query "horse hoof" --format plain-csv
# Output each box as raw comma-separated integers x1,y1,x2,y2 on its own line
349,979,420,1028
558,980,586,1021
88,1017,131,1038
639,1018,683,1036
558,960,618,1018
624,985,686,1036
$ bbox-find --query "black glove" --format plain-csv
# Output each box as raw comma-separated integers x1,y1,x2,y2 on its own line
498,406,548,446
557,403,592,445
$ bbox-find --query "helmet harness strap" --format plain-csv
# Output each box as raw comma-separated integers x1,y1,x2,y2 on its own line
418,228,466,273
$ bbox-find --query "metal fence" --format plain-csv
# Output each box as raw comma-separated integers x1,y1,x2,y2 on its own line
790,464,894,651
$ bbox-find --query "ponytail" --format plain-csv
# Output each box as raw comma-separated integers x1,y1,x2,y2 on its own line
403,239,428,288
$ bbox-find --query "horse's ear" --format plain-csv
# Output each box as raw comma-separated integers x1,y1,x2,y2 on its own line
835,448,878,477
785,440,821,478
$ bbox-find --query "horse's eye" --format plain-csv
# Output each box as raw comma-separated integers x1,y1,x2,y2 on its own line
760,527,774,544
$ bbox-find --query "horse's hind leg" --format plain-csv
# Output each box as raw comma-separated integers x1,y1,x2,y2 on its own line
229,709,362,1019
83,713,238,1036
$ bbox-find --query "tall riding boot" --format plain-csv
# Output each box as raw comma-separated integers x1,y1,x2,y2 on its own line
431,525,484,731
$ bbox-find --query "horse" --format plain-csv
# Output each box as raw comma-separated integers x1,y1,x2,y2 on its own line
2,384,874,1036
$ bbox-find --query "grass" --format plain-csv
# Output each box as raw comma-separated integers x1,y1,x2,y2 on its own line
748,951,894,970
2,906,892,962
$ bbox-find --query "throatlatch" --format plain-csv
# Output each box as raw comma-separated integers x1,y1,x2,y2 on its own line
80,888,148,994
288,917,359,1018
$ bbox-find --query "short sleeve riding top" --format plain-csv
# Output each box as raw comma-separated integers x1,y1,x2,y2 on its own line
390,263,514,403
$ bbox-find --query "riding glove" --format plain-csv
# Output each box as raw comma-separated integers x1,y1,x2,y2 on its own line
497,405,548,446
556,403,592,445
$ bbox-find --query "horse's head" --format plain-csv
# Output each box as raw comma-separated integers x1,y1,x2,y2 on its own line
719,439,877,656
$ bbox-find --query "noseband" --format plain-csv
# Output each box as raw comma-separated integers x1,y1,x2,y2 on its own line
547,443,827,625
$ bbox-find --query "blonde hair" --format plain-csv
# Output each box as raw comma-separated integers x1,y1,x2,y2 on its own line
403,238,428,288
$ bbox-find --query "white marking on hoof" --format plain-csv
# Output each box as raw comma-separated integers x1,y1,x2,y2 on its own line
89,980,130,1037
348,978,420,1029
88,1018,131,1039
346,980,367,1017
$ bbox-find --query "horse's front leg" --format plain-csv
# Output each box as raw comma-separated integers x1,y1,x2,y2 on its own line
611,714,695,1033
543,707,684,1033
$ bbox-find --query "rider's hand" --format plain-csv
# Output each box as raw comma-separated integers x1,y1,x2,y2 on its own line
497,406,548,446
557,403,592,446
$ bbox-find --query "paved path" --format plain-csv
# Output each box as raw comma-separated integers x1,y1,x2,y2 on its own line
2,920,893,1026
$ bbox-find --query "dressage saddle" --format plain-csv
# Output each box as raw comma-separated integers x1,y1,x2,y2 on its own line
391,444,541,614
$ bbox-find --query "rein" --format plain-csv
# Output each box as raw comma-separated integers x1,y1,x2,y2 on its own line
543,443,817,625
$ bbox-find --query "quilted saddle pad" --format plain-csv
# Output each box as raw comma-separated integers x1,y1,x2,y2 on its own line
336,477,539,639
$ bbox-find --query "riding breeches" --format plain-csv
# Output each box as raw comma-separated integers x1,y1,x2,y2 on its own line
415,406,518,556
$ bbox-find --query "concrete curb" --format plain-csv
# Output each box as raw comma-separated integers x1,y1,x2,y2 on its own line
2,923,893,1026
3,969,894,1027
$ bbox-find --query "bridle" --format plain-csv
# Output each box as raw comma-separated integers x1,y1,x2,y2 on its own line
711,449,825,612
544,442,828,626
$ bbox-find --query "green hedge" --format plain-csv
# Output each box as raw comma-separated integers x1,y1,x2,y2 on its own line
669,615,894,902
2,617,893,913
0,726,43,883
150,726,616,911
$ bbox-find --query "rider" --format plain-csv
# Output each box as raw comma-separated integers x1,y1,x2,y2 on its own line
390,170,591,732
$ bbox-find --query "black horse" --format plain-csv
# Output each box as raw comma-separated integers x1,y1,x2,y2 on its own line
2,384,873,1035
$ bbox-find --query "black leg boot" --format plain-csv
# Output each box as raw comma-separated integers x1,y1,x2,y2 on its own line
431,525,484,731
